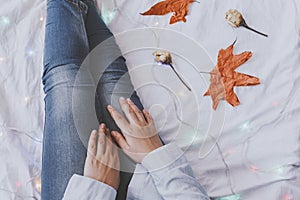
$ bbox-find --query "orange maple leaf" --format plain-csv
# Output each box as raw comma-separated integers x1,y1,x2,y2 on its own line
140,0,195,24
204,44,260,110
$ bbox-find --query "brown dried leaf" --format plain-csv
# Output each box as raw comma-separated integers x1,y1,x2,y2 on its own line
141,0,195,24
204,44,260,110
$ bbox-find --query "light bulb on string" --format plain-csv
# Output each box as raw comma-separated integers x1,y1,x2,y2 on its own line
177,90,186,97
23,94,42,105
101,5,116,25
216,194,241,200
24,96,31,104
154,21,160,27
272,165,285,179
0,16,10,28
250,165,258,173
239,120,253,132
272,101,279,107
276,166,284,174
15,181,21,188
34,178,42,193
284,193,293,200
227,148,233,156
26,49,35,57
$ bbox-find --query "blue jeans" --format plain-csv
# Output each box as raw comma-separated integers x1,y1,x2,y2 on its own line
42,0,143,199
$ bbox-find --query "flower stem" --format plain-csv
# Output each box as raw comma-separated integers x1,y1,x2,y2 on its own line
169,64,192,91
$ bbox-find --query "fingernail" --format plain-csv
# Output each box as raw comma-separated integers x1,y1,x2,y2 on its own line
107,105,112,110
100,123,105,129
126,98,131,103
91,130,97,135
112,131,117,137
120,97,125,101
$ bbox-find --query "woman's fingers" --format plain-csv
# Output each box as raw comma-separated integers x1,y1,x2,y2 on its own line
143,109,153,124
87,130,98,157
119,97,139,124
105,128,115,153
126,98,146,124
96,124,106,159
107,105,130,132
111,131,129,150
106,128,112,141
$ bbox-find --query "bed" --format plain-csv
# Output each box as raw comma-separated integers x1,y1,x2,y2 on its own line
0,0,299,199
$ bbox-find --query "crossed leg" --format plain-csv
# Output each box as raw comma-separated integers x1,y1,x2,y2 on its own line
42,0,142,199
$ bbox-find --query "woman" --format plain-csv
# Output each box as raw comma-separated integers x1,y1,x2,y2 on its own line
42,0,208,199
42,0,141,199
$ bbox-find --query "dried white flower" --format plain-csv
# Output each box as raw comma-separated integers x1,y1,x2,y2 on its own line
225,9,268,37
152,50,191,91
225,9,243,27
153,50,172,64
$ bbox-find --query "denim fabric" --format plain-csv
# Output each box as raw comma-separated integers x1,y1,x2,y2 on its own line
42,0,142,199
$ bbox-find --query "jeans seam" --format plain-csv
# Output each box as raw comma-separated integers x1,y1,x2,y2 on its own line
65,0,88,14
78,4,89,55
64,0,89,60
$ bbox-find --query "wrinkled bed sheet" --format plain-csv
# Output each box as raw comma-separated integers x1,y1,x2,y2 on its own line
0,0,299,199
0,0,45,199
97,0,300,199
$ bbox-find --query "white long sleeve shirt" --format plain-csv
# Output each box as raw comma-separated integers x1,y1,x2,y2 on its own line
63,143,209,200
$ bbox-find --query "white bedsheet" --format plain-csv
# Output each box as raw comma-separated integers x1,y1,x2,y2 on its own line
0,0,45,199
98,0,300,199
0,0,299,199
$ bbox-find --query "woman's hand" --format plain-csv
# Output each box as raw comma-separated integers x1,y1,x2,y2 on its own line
83,124,120,191
107,98,163,163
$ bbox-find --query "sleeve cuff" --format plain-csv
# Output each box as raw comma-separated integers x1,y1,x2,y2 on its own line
141,143,184,172
63,174,117,200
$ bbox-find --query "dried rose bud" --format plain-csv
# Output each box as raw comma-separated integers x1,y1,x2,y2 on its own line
225,9,243,27
153,50,172,65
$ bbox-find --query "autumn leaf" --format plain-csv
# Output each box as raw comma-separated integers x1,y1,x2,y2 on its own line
204,43,260,110
141,0,195,24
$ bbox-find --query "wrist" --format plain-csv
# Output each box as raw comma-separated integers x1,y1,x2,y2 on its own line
141,143,183,171
148,135,163,152
83,172,119,191
139,137,163,163
103,176,120,191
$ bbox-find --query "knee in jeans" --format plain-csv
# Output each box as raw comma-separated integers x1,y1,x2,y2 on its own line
42,64,80,93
